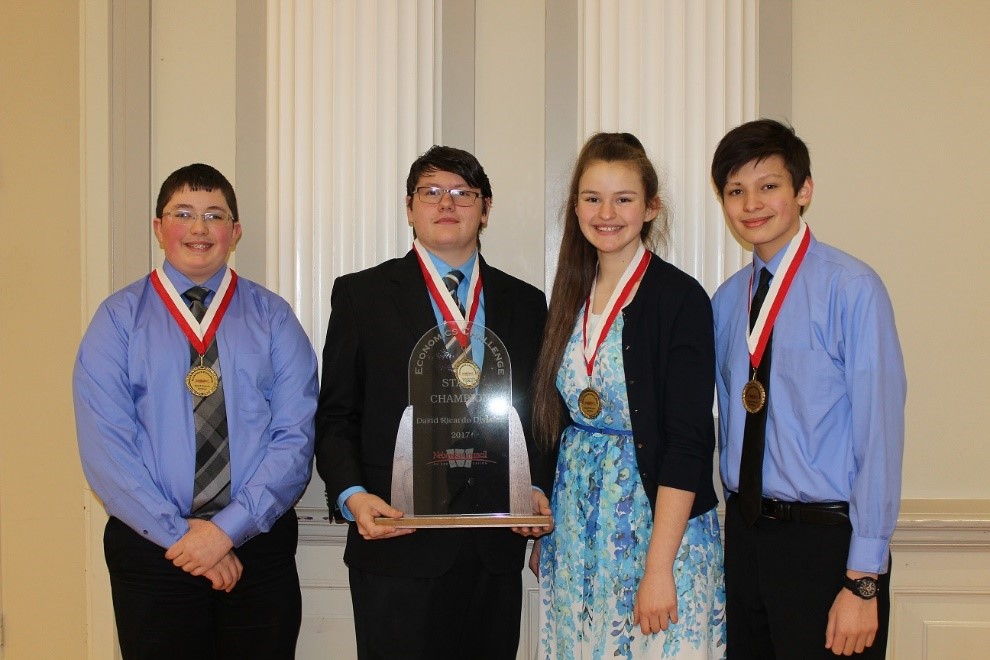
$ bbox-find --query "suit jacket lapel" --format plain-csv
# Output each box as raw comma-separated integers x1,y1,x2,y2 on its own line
389,251,438,342
478,254,510,339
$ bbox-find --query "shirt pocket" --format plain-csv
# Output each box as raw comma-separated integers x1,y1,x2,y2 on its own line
771,345,842,424
232,352,274,414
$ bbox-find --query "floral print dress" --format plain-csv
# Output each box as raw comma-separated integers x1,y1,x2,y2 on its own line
538,313,726,659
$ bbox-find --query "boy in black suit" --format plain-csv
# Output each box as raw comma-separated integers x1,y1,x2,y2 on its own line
316,146,552,659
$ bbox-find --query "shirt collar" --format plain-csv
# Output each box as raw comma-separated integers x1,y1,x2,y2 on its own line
162,261,228,294
425,249,478,279
753,225,817,276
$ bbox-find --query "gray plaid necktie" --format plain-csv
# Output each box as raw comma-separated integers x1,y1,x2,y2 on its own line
443,269,466,317
443,270,472,363
185,286,231,519
441,269,479,411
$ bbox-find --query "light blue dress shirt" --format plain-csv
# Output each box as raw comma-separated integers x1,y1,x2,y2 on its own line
712,235,906,573
73,262,318,548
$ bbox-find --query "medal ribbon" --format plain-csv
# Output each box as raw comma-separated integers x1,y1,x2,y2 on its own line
747,221,811,369
582,244,651,379
413,239,482,349
150,267,238,356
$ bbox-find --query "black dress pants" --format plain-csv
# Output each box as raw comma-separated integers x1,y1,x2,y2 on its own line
724,495,890,659
348,532,522,660
104,510,301,660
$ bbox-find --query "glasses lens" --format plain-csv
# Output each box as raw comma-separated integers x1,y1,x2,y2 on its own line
449,190,479,207
418,187,443,203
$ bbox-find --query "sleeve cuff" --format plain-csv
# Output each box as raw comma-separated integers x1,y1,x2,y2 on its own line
337,486,367,522
211,500,263,547
847,534,891,574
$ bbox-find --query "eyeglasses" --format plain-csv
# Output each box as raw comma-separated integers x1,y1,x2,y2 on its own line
163,209,234,224
414,186,482,207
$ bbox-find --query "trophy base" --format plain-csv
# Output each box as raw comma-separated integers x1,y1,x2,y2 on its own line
375,514,552,529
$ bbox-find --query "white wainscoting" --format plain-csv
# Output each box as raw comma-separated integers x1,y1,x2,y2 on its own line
887,500,990,659
295,501,990,659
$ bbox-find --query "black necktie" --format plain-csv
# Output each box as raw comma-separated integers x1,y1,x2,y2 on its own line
739,267,773,526
184,286,231,518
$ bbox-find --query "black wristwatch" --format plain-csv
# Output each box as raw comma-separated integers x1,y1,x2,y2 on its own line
844,575,879,600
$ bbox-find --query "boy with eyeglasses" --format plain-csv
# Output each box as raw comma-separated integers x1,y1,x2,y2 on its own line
73,163,318,659
710,120,906,658
316,145,553,658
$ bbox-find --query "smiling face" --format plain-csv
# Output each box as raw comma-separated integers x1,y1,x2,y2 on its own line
406,169,488,266
721,155,813,261
153,186,241,283
575,160,660,264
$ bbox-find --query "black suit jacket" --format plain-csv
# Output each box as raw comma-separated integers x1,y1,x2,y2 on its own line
315,251,550,578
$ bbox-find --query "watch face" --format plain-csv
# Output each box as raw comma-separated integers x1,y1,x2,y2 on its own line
848,576,879,599
857,578,878,599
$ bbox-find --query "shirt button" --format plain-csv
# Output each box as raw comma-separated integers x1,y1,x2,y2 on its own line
142,530,149,535
637,443,644,449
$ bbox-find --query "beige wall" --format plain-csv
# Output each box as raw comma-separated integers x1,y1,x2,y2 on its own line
0,0,89,656
791,0,990,499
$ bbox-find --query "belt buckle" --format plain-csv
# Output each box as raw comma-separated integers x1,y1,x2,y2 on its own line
765,499,793,522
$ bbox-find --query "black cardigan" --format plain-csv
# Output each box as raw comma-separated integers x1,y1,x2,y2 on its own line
619,254,719,519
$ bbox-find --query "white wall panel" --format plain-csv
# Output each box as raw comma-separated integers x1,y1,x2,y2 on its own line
266,0,435,350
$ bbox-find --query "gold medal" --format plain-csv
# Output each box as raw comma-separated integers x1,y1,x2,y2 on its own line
187,362,219,397
454,359,481,388
578,387,603,419
741,379,766,414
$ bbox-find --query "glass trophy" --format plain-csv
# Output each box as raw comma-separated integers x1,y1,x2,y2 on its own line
378,323,551,528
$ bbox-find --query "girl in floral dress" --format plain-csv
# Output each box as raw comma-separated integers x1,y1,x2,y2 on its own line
531,133,726,659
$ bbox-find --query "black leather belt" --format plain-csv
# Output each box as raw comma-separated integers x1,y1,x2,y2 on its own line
760,498,849,525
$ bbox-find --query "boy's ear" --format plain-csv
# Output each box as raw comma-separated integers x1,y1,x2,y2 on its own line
797,175,814,207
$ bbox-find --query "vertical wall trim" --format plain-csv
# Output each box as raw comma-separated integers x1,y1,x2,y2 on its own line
235,0,268,284
757,0,792,122
439,0,475,150
544,0,579,293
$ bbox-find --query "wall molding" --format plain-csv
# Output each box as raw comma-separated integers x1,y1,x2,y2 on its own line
297,500,990,550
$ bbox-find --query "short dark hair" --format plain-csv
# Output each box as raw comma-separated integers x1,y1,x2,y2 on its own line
155,163,239,222
405,145,492,214
711,119,811,201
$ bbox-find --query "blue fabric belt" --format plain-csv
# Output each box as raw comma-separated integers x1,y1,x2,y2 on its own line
570,421,634,436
